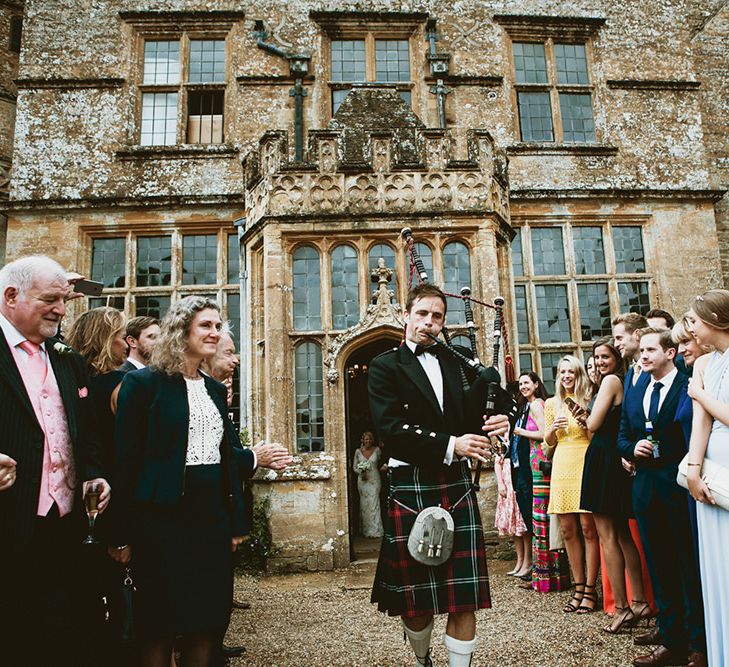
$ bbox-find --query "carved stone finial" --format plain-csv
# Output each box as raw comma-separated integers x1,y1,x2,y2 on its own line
371,257,394,304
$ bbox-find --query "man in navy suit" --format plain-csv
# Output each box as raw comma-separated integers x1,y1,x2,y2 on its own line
613,312,649,396
120,315,159,372
617,328,706,667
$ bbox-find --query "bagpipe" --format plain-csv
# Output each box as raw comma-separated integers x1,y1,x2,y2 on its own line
401,227,516,490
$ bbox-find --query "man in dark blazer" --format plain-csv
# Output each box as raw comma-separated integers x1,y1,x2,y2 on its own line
0,255,110,666
617,328,706,667
368,283,512,667
120,315,159,372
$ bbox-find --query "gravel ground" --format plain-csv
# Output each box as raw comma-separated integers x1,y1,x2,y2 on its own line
226,559,647,667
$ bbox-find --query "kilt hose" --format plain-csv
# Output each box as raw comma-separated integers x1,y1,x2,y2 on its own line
371,461,491,618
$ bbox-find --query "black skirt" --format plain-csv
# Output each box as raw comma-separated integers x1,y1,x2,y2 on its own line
133,464,233,637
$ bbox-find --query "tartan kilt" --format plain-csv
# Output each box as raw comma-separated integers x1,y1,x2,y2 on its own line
371,461,491,618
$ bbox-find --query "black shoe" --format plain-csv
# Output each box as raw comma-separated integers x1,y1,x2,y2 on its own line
231,599,251,610
223,644,246,657
634,627,661,646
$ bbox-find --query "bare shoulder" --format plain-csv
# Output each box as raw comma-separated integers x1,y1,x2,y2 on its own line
693,353,712,373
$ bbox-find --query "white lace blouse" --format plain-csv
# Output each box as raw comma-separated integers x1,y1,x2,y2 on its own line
185,378,224,466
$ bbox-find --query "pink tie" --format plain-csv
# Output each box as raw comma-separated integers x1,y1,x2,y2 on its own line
19,340,47,383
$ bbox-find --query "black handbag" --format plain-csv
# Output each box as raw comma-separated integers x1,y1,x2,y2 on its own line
539,460,553,476
107,566,136,643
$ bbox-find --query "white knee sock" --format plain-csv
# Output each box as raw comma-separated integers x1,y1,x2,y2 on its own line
444,634,476,667
402,618,434,666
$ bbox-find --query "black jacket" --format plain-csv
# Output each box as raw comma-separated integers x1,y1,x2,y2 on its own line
0,330,103,551
368,343,513,469
112,368,254,545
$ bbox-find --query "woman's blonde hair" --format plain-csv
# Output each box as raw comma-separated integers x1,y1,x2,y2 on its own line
673,314,714,353
691,289,729,331
66,307,126,375
150,295,220,376
553,354,592,412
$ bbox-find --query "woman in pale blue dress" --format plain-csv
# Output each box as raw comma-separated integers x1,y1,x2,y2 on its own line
686,290,729,667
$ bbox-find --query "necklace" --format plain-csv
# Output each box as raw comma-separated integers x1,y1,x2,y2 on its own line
183,372,201,380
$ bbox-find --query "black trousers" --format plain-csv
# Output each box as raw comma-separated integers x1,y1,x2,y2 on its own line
1,505,91,666
634,476,706,652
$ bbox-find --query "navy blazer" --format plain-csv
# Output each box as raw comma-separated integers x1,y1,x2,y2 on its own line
368,343,513,468
112,368,254,545
618,370,688,464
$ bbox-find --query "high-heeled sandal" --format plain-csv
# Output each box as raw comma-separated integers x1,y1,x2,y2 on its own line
603,606,636,634
563,582,585,613
576,583,598,614
632,599,655,627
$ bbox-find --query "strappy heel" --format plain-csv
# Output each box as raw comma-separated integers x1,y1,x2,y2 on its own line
576,583,598,614
632,599,655,627
563,582,584,613
603,606,636,634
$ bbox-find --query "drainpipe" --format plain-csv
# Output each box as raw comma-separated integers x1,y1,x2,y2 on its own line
254,21,311,162
426,19,451,129
234,217,248,433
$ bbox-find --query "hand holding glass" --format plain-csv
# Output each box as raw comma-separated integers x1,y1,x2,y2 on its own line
83,481,102,545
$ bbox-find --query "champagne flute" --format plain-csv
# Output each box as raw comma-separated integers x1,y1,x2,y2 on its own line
82,481,102,545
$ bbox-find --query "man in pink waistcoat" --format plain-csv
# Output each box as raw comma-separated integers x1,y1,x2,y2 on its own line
0,255,110,666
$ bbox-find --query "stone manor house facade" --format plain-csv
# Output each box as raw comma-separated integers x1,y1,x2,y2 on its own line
0,0,727,570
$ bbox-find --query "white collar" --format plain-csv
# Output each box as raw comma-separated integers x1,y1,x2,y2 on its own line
126,356,146,369
0,309,46,351
649,366,678,389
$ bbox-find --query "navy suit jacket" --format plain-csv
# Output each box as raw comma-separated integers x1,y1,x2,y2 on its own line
112,368,254,545
617,369,689,506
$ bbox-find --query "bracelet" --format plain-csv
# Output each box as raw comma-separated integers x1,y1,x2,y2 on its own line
687,463,702,467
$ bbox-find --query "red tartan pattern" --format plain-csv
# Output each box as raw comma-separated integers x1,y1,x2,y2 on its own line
371,462,491,618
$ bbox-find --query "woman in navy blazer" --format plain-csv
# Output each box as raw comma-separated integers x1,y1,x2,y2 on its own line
111,296,255,666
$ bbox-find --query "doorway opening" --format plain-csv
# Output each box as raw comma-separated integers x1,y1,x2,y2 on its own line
345,334,400,561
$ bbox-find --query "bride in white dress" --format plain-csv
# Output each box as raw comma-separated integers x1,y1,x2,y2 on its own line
353,431,384,538
686,291,729,667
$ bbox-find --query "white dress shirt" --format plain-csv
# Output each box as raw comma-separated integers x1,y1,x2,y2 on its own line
126,356,145,369
0,310,47,360
642,366,679,421
388,340,456,468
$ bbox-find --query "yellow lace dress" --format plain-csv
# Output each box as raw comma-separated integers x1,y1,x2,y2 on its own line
544,396,591,514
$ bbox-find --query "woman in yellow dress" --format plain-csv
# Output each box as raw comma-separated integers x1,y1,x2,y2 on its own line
544,355,600,614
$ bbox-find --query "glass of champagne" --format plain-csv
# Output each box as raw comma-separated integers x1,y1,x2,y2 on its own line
82,481,102,545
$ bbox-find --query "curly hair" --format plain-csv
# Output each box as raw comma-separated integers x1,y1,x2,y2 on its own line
66,307,126,375
150,296,221,376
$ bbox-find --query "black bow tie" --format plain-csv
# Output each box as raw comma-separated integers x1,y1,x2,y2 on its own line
414,344,440,357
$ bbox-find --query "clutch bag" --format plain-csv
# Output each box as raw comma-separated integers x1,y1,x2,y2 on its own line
677,453,729,511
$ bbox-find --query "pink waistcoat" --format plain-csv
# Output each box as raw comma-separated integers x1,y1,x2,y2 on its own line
11,345,76,516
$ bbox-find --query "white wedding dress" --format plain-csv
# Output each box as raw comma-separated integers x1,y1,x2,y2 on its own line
353,448,384,538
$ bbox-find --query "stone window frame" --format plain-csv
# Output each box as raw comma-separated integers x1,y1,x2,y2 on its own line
120,12,244,148
81,223,241,332
312,12,428,118
512,216,653,390
495,14,605,147
293,339,325,454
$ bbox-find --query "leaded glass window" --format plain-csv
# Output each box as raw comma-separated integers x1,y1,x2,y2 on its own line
375,39,410,82
540,351,566,394
519,353,533,374
531,227,565,275
513,43,548,84
613,227,646,273
443,241,471,325
368,243,397,297
331,40,366,82
411,242,433,282
92,238,126,288
295,342,324,453
535,284,570,343
512,39,595,144
512,228,524,277
515,284,530,345
136,236,172,287
188,39,225,83
577,283,611,340
292,246,321,331
182,235,217,285
618,281,651,315
143,41,180,84
135,295,171,320
140,92,178,146
517,92,554,142
331,244,360,329
572,227,606,275
227,233,239,284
